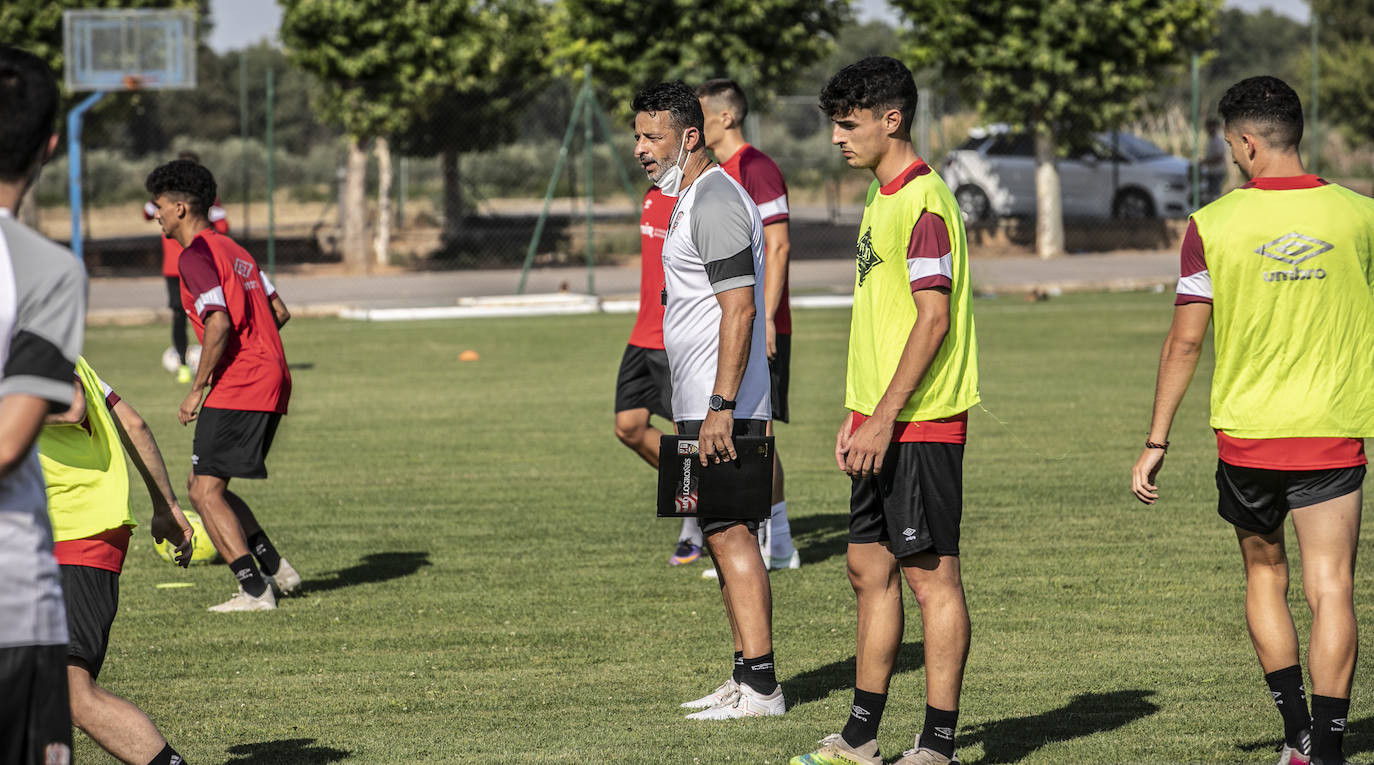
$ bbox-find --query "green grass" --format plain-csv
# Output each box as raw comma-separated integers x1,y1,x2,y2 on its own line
76,291,1374,764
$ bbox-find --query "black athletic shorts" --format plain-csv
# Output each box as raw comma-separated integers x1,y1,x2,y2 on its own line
614,345,673,420
165,275,182,312
1216,460,1366,534
193,407,282,479
0,643,71,765
60,564,119,680
676,418,768,536
769,333,791,423
850,441,964,558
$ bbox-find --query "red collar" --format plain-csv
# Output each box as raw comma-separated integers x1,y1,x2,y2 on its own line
879,159,932,195
1241,174,1327,191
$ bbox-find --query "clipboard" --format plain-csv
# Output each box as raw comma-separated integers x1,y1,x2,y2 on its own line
656,435,773,520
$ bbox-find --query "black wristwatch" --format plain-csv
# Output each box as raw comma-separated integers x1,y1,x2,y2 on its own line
708,394,736,412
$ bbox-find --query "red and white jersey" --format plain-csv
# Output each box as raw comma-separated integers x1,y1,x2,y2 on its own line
628,187,673,350
720,144,792,334
146,199,228,277
179,228,290,414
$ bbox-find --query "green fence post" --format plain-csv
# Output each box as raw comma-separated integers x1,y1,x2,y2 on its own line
517,83,589,294
1190,52,1200,211
583,65,595,295
266,68,276,277
239,54,251,237
1310,13,1320,175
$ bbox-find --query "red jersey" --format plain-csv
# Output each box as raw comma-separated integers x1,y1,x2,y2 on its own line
179,228,291,414
720,144,792,334
628,187,673,349
146,199,228,277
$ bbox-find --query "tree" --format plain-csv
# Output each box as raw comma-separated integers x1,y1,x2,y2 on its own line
895,0,1217,257
1313,0,1374,163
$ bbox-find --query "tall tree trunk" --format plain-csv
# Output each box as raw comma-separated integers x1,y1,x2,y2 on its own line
342,136,369,272
441,148,462,245
1034,128,1065,259
373,136,393,268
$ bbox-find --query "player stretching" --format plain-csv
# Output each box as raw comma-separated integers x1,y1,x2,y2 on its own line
1132,76,1374,765
633,81,785,719
793,56,980,765
146,159,301,613
696,78,799,573
40,358,194,765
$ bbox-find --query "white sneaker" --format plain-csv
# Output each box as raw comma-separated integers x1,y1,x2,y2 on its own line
681,678,738,709
769,550,801,571
702,566,719,580
685,681,785,720
208,586,276,612
265,557,302,596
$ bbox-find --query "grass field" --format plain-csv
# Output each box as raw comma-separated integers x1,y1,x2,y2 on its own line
74,292,1373,764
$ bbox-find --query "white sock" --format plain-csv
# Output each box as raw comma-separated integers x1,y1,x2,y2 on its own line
680,517,703,547
768,501,795,561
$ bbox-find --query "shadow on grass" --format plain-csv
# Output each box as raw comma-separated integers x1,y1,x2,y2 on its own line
304,551,431,594
224,738,349,764
785,640,925,708
962,690,1158,763
1238,714,1374,759
789,512,849,567
287,362,315,371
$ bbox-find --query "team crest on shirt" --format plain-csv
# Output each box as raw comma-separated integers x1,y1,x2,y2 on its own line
856,227,883,287
233,258,253,278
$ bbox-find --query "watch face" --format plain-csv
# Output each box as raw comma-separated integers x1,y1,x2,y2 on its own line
709,395,723,411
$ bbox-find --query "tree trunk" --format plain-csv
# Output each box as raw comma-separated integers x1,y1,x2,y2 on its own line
342,136,369,272
373,136,393,268
441,148,462,245
1033,128,1065,259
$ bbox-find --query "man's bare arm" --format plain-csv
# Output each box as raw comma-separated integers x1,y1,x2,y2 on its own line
1131,302,1212,504
180,310,231,425
761,221,790,359
697,285,756,465
0,394,55,478
270,294,290,329
110,398,193,564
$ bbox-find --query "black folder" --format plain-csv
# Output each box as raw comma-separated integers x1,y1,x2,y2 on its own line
656,435,773,520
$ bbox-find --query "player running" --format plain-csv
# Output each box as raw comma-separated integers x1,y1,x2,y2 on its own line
696,78,800,573
1132,76,1374,765
792,56,980,765
145,159,301,613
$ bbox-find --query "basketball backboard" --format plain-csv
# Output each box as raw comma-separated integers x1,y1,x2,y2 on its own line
63,9,196,92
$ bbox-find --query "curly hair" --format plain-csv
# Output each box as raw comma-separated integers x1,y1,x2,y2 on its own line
1218,76,1303,151
819,56,918,136
0,45,59,183
695,78,748,124
145,159,217,218
631,81,704,136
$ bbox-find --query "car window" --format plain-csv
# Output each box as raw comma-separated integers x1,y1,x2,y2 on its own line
985,133,1034,156
1109,132,1169,161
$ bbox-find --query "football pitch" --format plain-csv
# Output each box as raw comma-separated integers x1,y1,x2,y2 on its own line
77,291,1372,764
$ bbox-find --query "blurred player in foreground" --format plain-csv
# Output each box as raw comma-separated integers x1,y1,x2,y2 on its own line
40,358,193,765
1133,76,1374,765
0,43,88,765
696,78,799,574
146,159,300,613
793,56,980,765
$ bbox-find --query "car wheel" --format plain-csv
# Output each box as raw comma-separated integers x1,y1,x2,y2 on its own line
955,184,991,222
1112,189,1155,219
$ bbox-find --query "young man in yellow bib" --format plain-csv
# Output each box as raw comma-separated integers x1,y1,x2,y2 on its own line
792,56,979,765
1132,76,1374,765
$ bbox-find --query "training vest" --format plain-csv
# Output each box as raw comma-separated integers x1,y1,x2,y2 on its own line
38,358,136,542
1195,182,1374,438
846,163,980,421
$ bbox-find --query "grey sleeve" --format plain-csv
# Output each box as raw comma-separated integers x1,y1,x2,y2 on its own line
1,234,86,405
689,178,756,294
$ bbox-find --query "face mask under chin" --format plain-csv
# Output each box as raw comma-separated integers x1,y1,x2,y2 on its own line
655,138,689,198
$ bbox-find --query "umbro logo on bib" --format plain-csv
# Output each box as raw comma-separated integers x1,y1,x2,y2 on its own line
1255,232,1333,265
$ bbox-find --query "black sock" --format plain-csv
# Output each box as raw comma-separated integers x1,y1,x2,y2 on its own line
246,531,281,576
732,651,744,684
841,688,887,748
921,705,958,759
1310,694,1349,765
229,555,268,598
147,742,185,765
1265,665,1311,749
739,652,776,693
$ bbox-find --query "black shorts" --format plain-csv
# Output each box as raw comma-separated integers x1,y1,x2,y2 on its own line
677,418,768,536
60,564,119,680
769,333,790,423
0,643,71,765
165,275,182,312
850,441,964,558
193,407,282,479
614,345,673,420
1216,460,1366,534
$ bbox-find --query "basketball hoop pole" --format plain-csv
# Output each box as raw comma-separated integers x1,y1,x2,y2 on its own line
67,91,107,260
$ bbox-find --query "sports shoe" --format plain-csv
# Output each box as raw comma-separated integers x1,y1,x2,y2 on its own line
788,733,881,765
264,557,302,597
681,678,738,710
208,586,276,612
685,681,785,720
1278,730,1311,765
892,736,959,765
176,364,192,384
702,565,719,580
770,550,802,571
670,541,703,566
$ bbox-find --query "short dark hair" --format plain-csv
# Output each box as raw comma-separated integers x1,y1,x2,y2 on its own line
695,79,749,123
145,160,217,218
819,56,918,135
632,81,705,136
1218,76,1303,151
0,45,59,183
177,150,201,164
